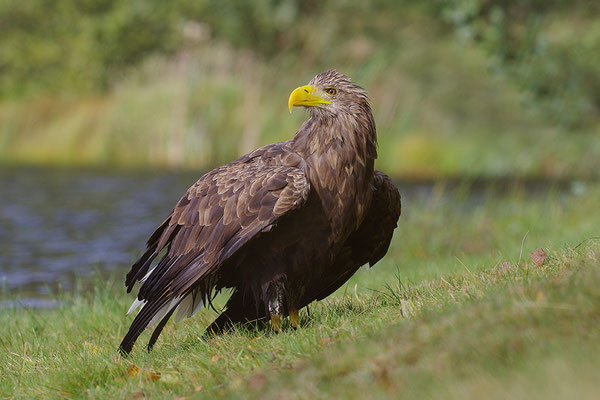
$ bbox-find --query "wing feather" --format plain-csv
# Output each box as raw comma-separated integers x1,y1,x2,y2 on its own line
311,170,401,302
120,157,310,353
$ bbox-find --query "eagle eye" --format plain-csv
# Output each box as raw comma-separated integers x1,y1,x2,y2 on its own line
324,87,337,96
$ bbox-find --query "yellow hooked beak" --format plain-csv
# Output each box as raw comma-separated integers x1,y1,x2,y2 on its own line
288,85,332,112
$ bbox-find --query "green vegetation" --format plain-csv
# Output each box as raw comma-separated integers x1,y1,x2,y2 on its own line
1,1,599,178
2,184,599,398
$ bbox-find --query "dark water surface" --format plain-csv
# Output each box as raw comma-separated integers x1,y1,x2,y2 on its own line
0,166,575,305
0,166,203,301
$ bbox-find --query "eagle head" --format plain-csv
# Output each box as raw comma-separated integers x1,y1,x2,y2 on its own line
288,70,370,118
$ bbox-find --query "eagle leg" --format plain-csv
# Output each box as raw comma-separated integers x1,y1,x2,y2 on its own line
265,279,286,333
289,309,298,330
270,314,281,332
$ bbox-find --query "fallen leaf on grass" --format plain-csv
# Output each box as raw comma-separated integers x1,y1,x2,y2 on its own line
145,371,161,382
195,385,204,392
125,364,161,382
210,355,220,363
530,248,547,267
127,364,140,378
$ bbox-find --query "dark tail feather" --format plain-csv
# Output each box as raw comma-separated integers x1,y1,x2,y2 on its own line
147,305,177,352
126,247,157,292
119,298,169,355
125,220,181,292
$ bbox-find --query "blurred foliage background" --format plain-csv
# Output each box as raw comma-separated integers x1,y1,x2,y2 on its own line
1,0,599,178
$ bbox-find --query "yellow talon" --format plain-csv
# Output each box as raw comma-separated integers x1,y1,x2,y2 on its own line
289,309,298,330
270,314,281,332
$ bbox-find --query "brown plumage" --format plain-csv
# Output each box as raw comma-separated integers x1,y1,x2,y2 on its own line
119,70,401,354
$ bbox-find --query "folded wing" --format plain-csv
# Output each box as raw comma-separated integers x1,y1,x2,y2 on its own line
312,170,401,302
119,159,310,354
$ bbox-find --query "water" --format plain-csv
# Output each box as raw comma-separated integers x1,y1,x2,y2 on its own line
0,166,576,305
0,166,201,299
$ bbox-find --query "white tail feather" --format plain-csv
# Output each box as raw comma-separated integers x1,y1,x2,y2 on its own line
139,267,155,283
175,290,205,322
127,298,146,315
191,297,205,316
147,295,183,328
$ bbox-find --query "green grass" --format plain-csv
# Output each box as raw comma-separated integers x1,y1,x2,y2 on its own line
1,184,599,399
